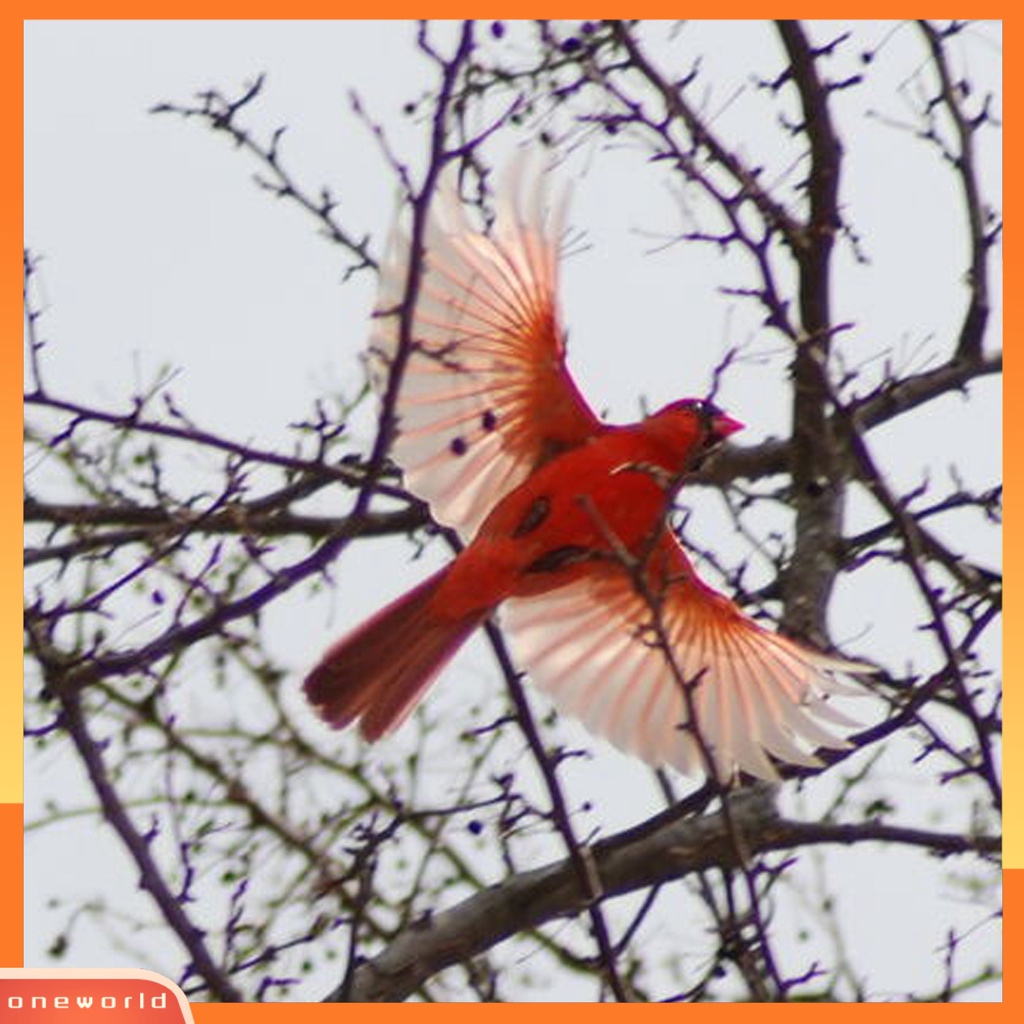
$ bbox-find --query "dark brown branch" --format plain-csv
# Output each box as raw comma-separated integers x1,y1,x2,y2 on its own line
851,351,1001,430
24,390,393,496
28,529,350,690
480,619,635,1001
57,690,244,1001
151,75,378,278
917,21,997,362
607,21,803,248
773,21,847,644
336,787,997,1002
24,249,48,393
597,22,801,341
832,396,1002,808
24,494,427,566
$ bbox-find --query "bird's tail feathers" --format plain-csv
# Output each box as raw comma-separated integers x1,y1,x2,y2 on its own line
304,567,483,741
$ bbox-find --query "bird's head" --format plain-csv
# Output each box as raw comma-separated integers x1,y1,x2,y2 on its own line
654,396,742,443
643,397,743,474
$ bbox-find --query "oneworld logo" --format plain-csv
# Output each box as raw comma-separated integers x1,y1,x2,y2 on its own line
4,990,168,1010
0,969,192,1021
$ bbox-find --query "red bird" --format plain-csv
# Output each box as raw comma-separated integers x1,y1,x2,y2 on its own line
305,163,868,780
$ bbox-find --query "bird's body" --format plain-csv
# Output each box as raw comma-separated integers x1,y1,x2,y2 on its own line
436,410,725,616
305,160,870,780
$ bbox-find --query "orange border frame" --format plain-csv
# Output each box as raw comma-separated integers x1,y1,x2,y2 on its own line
11,7,1011,1016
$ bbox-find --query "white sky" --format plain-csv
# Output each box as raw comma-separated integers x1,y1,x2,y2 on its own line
24,20,1002,1001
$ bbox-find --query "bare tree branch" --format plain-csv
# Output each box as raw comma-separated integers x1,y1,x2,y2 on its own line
336,786,998,1001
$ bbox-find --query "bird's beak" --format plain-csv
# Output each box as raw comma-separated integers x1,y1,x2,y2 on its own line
712,411,744,438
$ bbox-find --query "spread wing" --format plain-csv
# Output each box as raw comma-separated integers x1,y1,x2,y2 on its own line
502,533,871,780
368,160,601,538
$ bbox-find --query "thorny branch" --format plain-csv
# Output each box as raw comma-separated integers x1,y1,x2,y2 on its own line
56,689,245,1001
772,20,847,643
337,788,997,1002
916,20,999,363
151,75,378,280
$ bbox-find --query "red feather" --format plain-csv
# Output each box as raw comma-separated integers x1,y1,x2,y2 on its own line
306,161,872,779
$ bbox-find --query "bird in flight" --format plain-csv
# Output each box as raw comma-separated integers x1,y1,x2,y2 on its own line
305,160,870,781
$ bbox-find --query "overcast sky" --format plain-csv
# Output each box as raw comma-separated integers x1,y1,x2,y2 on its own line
24,20,1002,1000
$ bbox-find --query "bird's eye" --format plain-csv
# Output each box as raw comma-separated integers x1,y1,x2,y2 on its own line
681,397,723,419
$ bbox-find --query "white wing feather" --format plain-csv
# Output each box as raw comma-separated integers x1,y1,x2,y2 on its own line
368,160,598,538
503,561,871,781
